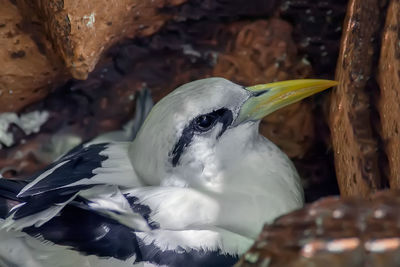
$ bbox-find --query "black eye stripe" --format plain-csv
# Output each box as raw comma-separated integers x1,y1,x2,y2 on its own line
170,108,233,167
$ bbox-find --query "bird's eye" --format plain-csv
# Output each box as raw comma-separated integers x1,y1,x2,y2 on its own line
194,115,217,132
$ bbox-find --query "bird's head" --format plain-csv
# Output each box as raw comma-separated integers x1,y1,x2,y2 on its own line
129,78,336,191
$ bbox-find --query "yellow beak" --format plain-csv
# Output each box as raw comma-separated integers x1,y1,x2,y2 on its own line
236,79,338,124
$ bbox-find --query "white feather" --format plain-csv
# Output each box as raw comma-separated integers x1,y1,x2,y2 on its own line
136,226,253,255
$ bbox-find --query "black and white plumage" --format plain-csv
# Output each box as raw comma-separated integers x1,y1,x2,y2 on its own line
0,143,250,267
0,78,337,267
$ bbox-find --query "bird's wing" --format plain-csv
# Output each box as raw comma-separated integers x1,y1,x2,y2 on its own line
134,226,252,266
18,201,250,267
0,182,251,266
0,178,26,219
1,142,145,230
19,142,141,197
2,184,150,232
1,207,250,267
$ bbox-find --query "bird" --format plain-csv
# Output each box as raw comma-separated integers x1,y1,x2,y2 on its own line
0,77,337,267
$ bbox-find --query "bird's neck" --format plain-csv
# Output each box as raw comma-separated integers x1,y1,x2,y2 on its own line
160,124,304,238
212,133,304,238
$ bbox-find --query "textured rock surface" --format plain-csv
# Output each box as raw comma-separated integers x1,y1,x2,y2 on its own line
0,0,64,112
237,190,400,267
329,0,387,197
15,0,187,80
377,0,400,189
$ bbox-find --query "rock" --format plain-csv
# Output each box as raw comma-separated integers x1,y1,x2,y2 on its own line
329,0,387,197
237,190,400,267
0,0,65,112
15,0,187,80
377,0,400,189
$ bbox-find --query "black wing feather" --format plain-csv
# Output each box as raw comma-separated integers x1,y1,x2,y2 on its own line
19,143,109,197
23,204,238,267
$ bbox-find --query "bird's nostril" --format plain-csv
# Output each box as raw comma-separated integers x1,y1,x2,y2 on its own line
251,89,270,97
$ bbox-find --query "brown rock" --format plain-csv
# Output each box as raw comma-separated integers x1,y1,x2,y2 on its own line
329,0,387,197
0,0,64,112
236,190,400,267
16,0,187,80
377,0,400,189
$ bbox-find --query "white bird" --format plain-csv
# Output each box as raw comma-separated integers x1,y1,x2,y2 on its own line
0,78,337,267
